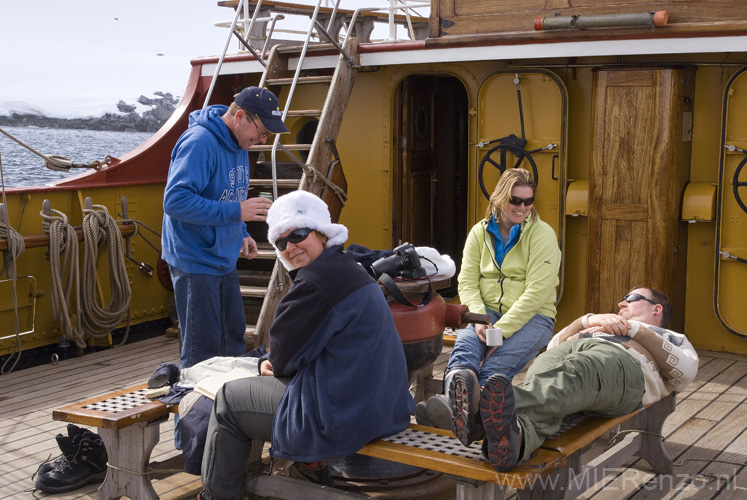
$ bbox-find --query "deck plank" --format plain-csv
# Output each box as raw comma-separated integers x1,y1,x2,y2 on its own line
2,337,746,500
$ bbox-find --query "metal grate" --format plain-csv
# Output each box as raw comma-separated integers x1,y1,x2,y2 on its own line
380,427,484,460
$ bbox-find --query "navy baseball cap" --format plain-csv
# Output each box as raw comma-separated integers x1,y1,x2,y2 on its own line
234,86,290,134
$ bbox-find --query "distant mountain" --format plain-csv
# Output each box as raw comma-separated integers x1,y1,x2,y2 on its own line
0,92,180,133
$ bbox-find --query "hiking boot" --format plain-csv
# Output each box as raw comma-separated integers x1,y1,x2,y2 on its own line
34,435,108,493
285,461,334,487
449,368,484,446
480,373,521,472
34,424,99,478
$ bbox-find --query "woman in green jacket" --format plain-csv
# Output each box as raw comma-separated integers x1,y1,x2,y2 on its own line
417,168,561,432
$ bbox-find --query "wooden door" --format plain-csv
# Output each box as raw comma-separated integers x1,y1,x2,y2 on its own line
397,75,436,246
394,75,468,291
587,68,693,330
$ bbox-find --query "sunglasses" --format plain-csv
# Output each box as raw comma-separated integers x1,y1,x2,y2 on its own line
245,113,269,139
508,195,535,206
275,228,314,251
622,293,657,305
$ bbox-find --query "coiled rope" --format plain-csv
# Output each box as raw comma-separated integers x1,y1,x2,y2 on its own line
0,209,25,278
79,204,132,344
0,126,111,172
40,208,86,349
0,151,24,373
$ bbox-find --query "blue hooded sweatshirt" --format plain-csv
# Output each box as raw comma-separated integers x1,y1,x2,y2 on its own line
162,105,250,275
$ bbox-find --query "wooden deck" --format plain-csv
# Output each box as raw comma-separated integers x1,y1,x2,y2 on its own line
1,334,746,499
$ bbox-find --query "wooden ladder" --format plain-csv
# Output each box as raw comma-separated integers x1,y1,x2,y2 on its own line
242,37,360,348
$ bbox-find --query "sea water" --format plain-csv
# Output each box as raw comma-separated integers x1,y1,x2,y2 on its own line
0,126,153,188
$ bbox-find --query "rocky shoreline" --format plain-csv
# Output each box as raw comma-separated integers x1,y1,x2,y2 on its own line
0,92,179,133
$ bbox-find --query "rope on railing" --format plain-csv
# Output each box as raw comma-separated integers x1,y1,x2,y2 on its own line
41,208,87,349
79,204,132,345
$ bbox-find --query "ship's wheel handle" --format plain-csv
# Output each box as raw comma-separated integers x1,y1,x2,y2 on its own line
478,139,540,200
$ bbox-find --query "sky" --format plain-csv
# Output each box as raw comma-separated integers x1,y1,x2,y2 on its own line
0,0,235,118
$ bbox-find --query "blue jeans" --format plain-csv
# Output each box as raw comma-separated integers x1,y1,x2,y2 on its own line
170,266,247,449
170,266,247,370
447,307,554,386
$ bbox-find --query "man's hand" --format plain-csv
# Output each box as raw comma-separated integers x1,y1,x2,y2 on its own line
240,236,259,259
260,359,274,376
585,313,632,336
240,197,273,222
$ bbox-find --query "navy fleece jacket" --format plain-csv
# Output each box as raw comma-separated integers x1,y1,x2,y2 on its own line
269,245,415,461
162,105,250,275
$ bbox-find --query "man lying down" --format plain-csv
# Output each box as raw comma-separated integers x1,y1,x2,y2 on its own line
444,286,699,471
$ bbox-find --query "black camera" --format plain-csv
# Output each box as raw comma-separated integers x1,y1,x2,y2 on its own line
369,243,426,280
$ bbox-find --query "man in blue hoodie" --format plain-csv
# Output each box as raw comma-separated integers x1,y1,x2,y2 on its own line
162,87,289,371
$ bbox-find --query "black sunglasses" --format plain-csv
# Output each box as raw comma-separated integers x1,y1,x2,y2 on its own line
508,195,535,206
622,293,657,305
275,227,314,251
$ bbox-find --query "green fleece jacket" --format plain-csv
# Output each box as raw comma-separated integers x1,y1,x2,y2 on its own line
458,214,561,338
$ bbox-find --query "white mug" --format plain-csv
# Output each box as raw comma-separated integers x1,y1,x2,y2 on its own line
486,328,503,347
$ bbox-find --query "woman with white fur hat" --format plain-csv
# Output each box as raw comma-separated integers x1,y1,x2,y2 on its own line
200,191,415,498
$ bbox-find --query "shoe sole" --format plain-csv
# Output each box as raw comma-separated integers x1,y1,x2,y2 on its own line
35,470,106,493
449,370,482,446
415,401,433,427
425,396,453,430
480,374,518,472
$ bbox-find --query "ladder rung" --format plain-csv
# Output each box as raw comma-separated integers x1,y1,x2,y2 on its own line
249,144,312,151
240,285,268,298
251,179,301,188
266,76,333,86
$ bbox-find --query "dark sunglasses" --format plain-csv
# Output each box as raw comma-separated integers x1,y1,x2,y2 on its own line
508,195,535,206
622,293,657,305
275,228,314,251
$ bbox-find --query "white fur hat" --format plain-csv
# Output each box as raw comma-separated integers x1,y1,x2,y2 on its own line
266,191,348,269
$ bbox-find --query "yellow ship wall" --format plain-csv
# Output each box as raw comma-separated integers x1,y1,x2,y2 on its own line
319,57,747,354
0,184,172,356
4,53,747,357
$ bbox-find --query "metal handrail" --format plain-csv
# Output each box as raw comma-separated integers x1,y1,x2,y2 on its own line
343,0,429,49
260,0,335,200
204,0,267,108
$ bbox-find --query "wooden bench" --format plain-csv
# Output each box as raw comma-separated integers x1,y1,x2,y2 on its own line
355,393,677,500
53,384,676,500
53,384,177,500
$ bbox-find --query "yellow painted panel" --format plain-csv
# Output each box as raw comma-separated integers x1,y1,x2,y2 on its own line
716,66,747,338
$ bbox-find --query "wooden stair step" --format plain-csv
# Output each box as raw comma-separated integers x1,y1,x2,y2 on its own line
249,143,311,151
285,109,322,117
266,76,333,86
276,42,339,54
240,285,268,298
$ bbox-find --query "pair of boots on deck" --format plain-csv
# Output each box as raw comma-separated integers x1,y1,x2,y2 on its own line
33,423,108,493
416,369,523,471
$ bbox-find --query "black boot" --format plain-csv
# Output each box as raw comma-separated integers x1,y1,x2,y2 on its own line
34,424,99,478
34,434,108,493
